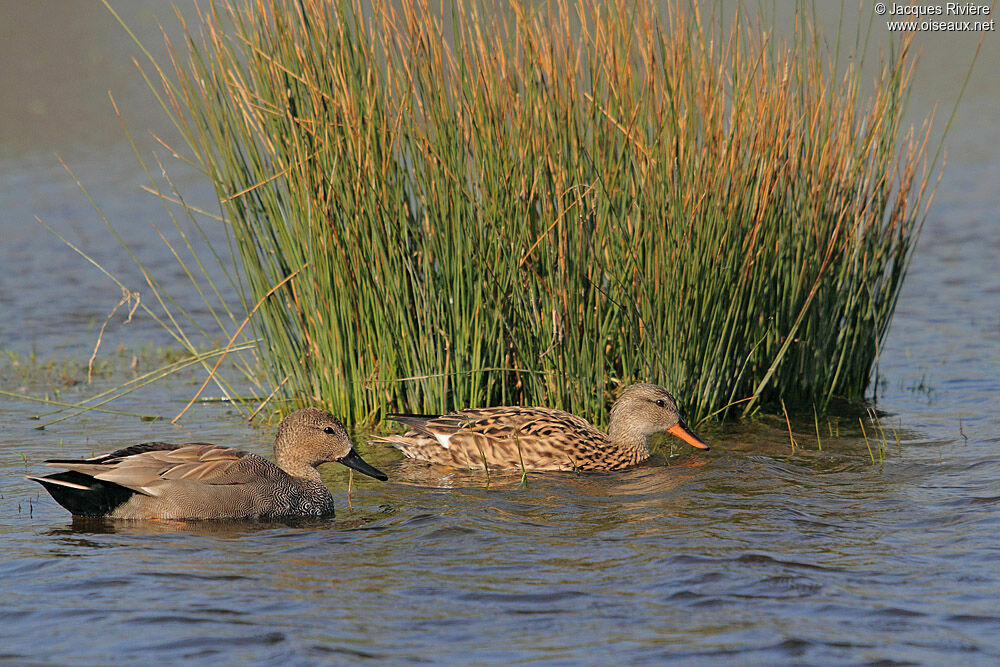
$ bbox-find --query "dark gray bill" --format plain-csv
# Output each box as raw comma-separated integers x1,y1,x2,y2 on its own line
338,448,388,481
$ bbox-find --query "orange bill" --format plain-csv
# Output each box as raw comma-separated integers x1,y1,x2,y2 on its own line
667,420,710,450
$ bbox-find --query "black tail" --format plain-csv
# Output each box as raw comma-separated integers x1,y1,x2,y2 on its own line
28,471,135,518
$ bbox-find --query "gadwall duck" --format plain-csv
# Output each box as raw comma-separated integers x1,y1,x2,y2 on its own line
28,408,387,520
372,383,709,471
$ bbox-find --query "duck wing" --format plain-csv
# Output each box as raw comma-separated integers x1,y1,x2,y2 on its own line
379,406,609,470
42,442,271,496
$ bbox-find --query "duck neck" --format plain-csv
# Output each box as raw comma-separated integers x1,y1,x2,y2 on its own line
607,421,651,459
274,441,323,483
284,462,323,484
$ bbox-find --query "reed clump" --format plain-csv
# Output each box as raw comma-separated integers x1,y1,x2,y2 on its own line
141,0,935,426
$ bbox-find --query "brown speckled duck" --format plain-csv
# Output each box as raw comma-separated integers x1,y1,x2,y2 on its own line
373,383,709,471
28,408,387,520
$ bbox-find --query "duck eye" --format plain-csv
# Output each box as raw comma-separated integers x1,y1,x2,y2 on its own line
323,426,335,435
655,399,666,408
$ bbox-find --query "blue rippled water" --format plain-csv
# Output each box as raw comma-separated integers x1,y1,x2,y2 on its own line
4,445,1000,663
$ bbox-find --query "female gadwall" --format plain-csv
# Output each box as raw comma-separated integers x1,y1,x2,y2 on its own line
28,407,387,520
373,383,709,471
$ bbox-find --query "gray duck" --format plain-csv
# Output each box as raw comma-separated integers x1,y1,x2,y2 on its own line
29,407,387,520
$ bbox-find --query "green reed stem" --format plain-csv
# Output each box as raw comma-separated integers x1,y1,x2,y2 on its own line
104,0,940,427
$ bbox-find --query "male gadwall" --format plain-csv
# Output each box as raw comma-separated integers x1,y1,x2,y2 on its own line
372,383,709,471
28,407,387,520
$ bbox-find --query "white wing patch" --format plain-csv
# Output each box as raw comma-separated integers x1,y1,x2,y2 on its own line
27,476,90,491
432,432,453,450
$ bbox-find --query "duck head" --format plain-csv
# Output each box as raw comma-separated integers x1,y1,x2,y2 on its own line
276,407,388,480
608,383,710,451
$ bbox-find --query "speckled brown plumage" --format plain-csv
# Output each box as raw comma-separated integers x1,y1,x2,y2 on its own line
372,383,709,472
28,408,387,520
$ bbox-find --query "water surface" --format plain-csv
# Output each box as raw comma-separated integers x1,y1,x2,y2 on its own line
2,3,999,663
